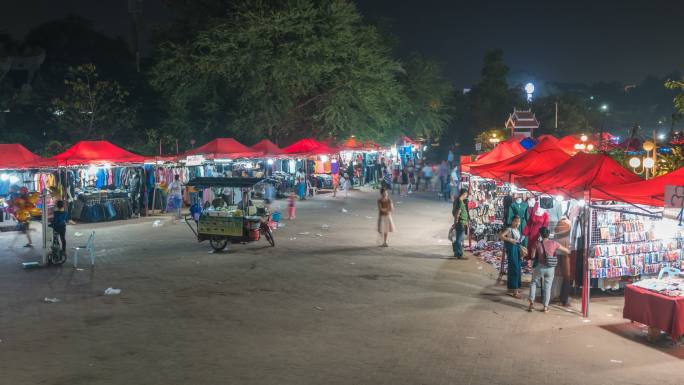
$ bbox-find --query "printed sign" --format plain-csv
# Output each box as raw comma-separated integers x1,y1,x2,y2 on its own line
665,185,684,208
185,155,205,166
199,216,243,237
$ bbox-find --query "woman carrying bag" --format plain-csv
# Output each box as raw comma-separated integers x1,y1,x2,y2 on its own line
500,215,527,298
527,227,570,313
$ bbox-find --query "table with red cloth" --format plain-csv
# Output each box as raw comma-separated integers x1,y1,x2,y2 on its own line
623,284,684,340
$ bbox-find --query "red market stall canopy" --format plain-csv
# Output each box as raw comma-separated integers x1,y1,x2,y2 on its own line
462,141,526,173
515,152,641,199
249,139,283,157
592,167,684,206
184,138,261,160
281,138,338,156
469,137,572,182
0,143,54,169
51,141,146,166
339,137,383,151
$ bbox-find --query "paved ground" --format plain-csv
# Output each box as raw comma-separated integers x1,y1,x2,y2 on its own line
0,189,682,385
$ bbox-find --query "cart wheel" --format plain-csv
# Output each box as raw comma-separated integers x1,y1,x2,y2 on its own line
49,250,67,265
262,225,275,247
210,237,228,251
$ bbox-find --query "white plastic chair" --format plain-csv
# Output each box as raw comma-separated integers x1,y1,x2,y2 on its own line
72,231,96,268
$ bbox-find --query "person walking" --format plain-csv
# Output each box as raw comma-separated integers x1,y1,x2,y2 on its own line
377,188,395,247
438,160,448,198
287,192,297,220
421,162,433,191
528,227,569,312
167,174,183,222
400,167,409,197
452,188,469,259
500,215,527,298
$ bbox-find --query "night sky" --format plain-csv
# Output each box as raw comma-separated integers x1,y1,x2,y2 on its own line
3,0,684,87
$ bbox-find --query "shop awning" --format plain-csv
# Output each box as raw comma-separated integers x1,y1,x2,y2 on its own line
515,152,642,199
592,167,684,206
281,138,338,156
249,139,283,157
469,137,572,182
184,138,261,160
51,141,146,166
462,141,526,173
0,143,55,169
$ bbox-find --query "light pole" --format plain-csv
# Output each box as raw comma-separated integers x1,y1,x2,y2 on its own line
629,139,656,179
598,104,608,151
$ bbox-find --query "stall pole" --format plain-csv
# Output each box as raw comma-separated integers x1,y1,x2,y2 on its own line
468,176,472,249
581,191,592,317
41,189,48,266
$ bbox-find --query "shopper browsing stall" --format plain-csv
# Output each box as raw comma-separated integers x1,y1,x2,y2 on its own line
528,227,569,312
500,215,526,298
452,188,469,259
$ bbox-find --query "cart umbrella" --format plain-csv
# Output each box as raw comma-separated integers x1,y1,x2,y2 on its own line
0,143,55,169
184,138,262,159
592,166,684,206
51,140,146,166
469,137,572,182
515,152,642,199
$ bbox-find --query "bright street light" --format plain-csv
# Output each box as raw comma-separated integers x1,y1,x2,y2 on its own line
600,104,608,112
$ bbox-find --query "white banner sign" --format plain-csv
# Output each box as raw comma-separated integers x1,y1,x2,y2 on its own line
185,155,205,166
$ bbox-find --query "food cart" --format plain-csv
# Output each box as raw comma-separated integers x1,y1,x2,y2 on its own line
184,177,276,251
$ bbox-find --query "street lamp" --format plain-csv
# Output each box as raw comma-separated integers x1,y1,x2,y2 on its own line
574,134,590,151
489,132,500,145
629,140,657,179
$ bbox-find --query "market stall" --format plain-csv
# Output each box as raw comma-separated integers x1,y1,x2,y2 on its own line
339,137,385,186
51,140,147,222
623,277,684,341
282,138,339,195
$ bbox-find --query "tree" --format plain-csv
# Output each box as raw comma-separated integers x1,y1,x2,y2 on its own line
51,63,135,140
399,54,454,139
468,50,523,132
531,94,594,136
151,0,410,145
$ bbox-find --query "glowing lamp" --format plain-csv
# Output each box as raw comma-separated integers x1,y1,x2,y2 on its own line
628,157,641,168
642,141,655,152
555,195,564,202
643,158,654,169
586,144,594,151
580,134,588,142
9,175,19,184
321,155,329,162
267,159,274,165
0,173,8,181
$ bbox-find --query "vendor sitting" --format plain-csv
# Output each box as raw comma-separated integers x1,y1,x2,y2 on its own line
237,191,253,211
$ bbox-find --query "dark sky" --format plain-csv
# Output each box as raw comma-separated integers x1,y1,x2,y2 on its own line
3,0,684,87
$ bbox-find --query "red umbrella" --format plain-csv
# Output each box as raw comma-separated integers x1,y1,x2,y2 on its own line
0,143,55,169
281,138,338,156
184,138,261,159
249,139,283,156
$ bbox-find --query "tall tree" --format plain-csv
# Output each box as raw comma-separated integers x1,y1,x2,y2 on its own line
468,50,523,133
399,54,454,139
51,63,136,140
151,0,410,145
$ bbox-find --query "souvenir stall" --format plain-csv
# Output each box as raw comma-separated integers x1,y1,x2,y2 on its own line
592,167,684,338
179,138,263,206
516,152,644,316
51,141,147,223
339,137,385,186
282,139,339,197
248,140,292,198
0,144,56,230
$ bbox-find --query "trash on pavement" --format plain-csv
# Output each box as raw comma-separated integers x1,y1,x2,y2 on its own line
74,232,83,237
152,220,163,227
104,288,122,295
43,297,60,303
298,232,310,235
341,208,348,213
609,359,623,364
313,306,324,311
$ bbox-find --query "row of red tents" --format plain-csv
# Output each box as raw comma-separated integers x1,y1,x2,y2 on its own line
0,137,385,170
463,135,683,208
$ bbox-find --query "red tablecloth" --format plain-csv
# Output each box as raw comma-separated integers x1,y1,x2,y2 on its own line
623,284,684,339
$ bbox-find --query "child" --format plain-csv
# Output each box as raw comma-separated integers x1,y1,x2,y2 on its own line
287,192,297,220
52,200,68,254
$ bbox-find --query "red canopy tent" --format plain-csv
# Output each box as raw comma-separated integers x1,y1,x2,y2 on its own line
184,138,261,160
281,138,338,156
249,139,283,157
0,143,54,169
51,141,146,166
339,137,383,151
592,167,684,206
469,137,572,182
515,152,641,199
461,141,526,173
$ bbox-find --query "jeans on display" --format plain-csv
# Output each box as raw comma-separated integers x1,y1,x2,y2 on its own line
529,264,555,307
452,223,466,257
